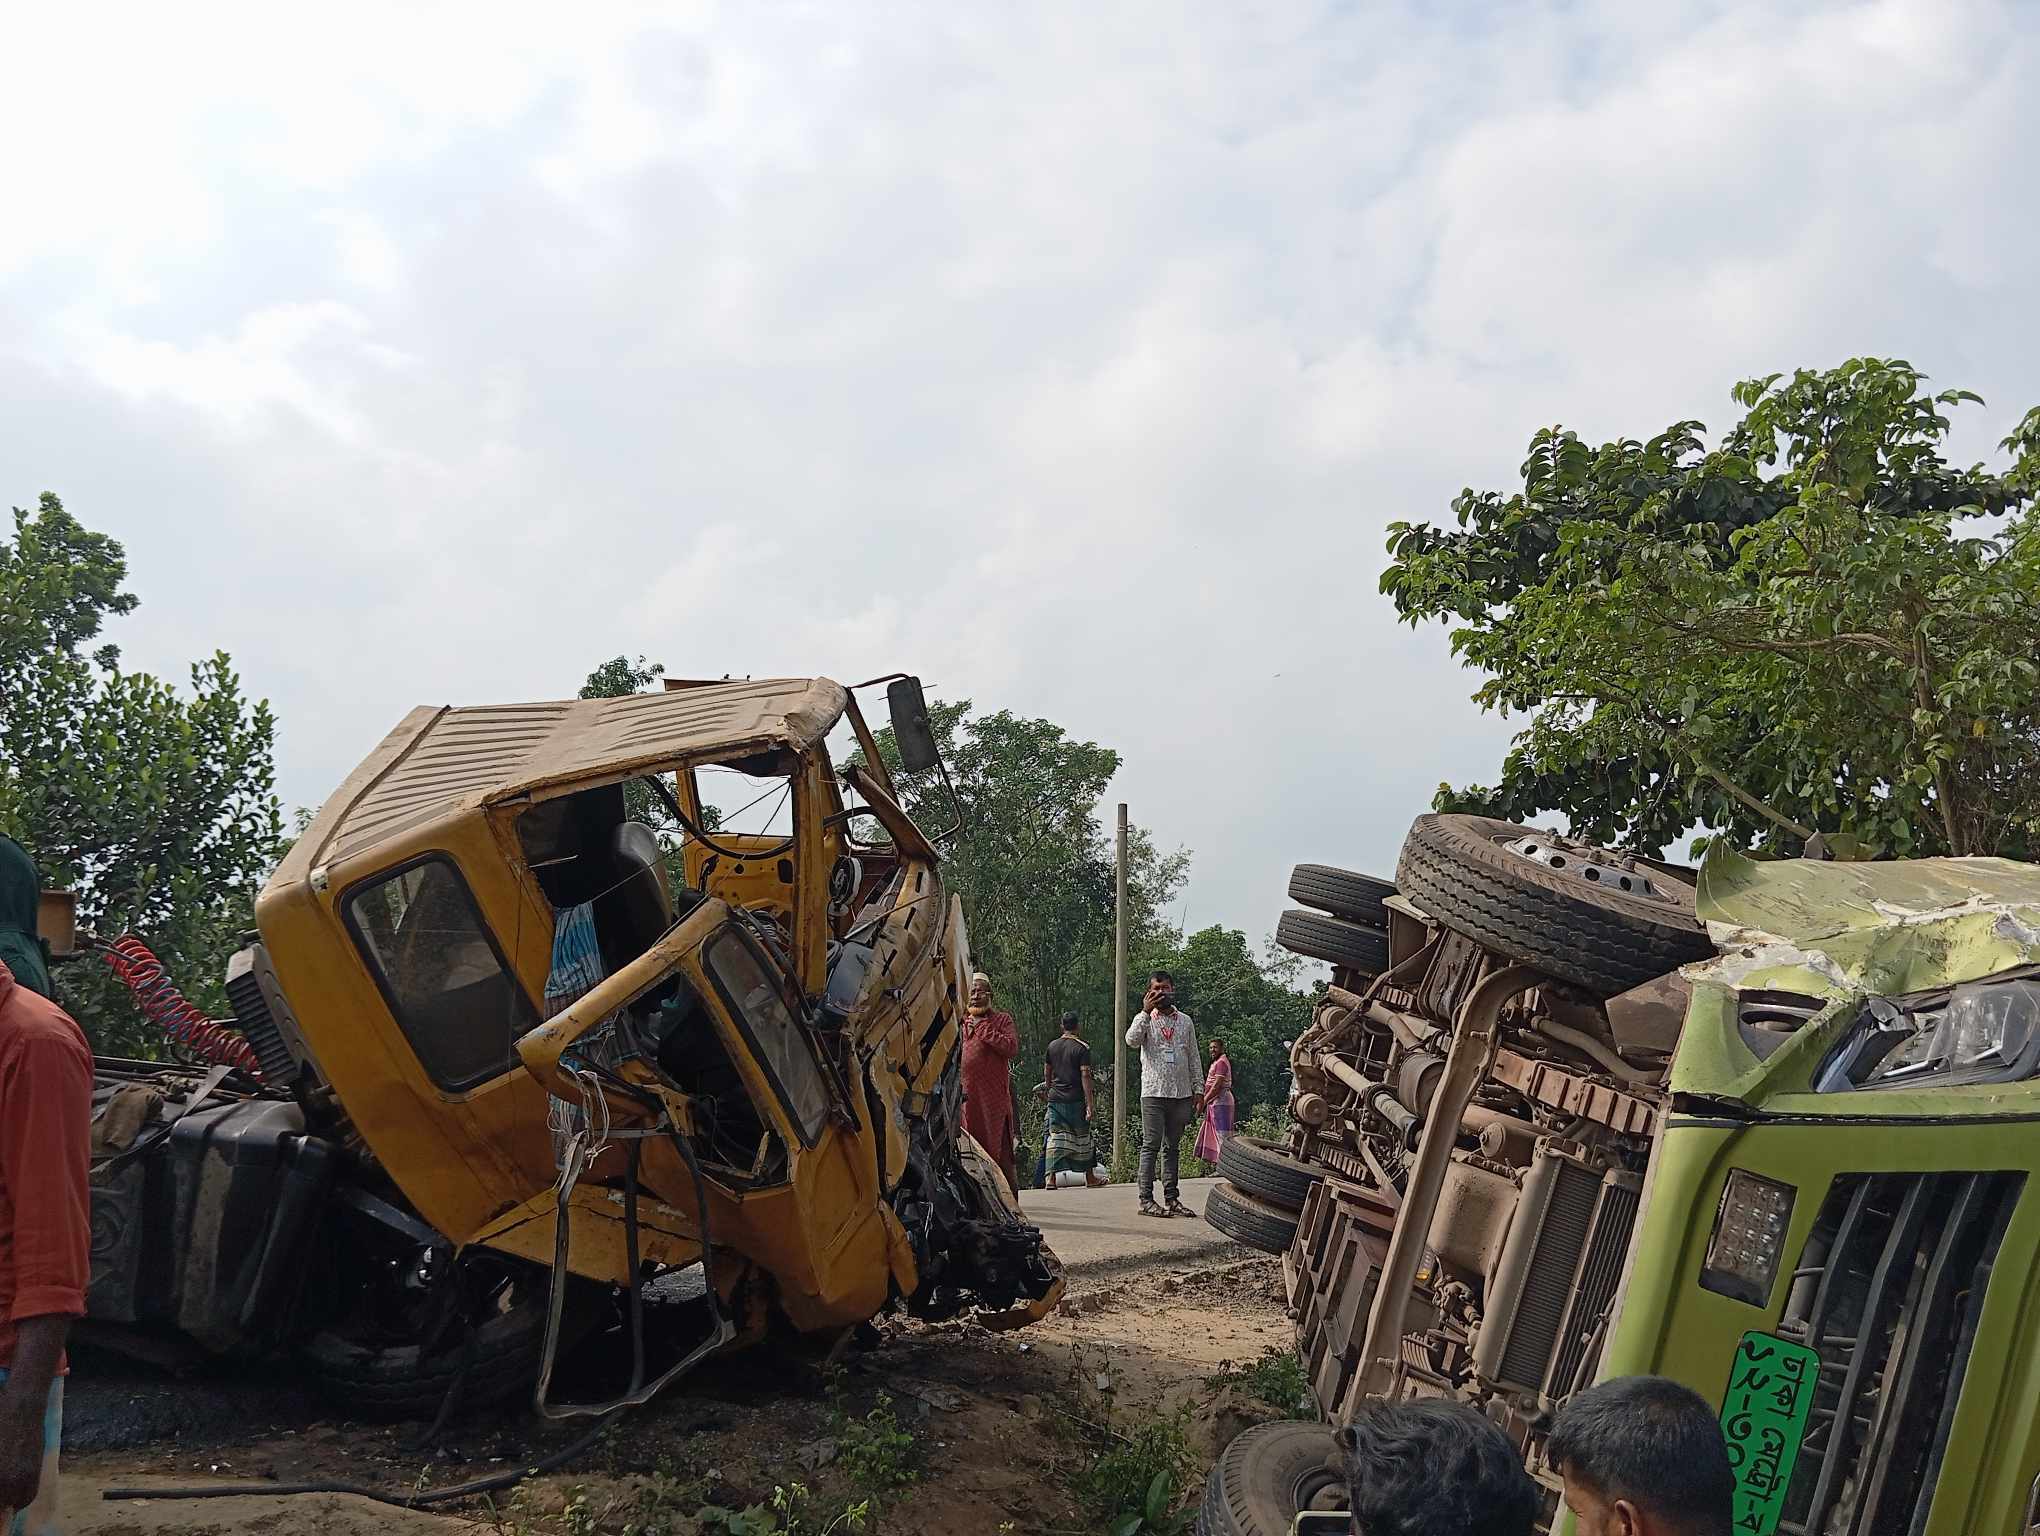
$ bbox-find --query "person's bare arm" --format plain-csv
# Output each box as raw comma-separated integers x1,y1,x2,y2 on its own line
0,1314,63,1511
1080,1064,1095,1122
0,1022,91,1514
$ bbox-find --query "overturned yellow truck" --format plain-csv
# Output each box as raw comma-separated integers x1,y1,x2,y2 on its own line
84,675,1061,1414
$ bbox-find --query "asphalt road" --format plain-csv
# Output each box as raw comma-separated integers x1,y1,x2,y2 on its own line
1018,1175,1240,1276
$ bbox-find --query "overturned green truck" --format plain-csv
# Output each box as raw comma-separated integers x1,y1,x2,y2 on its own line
1202,815,2040,1536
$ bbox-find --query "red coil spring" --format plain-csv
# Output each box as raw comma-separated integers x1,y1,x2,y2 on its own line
103,935,263,1078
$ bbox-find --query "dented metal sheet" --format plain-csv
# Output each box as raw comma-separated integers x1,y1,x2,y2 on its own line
1697,844,2040,939
287,677,849,870
1674,845,2040,1103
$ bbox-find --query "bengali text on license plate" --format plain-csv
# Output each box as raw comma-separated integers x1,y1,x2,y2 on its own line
1719,1330,1820,1536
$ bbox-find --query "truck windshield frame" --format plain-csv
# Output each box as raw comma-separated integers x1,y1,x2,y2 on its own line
343,853,538,1092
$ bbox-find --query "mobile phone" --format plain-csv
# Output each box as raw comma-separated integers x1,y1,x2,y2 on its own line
1290,1513,1350,1535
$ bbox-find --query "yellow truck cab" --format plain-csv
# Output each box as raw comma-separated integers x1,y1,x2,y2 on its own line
85,674,1060,1416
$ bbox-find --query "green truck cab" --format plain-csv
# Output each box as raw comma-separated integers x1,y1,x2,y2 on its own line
1602,848,2040,1535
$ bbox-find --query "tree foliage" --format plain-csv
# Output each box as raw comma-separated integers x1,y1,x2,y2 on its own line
853,698,1312,1157
579,655,721,850
1130,925,1312,1118
854,701,1186,1047
1,493,282,1052
1383,359,2040,859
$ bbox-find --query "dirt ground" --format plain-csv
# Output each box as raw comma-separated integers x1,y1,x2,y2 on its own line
61,1253,1299,1536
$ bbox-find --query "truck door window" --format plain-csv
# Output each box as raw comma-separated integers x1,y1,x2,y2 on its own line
345,856,536,1091
704,927,831,1144
635,973,782,1182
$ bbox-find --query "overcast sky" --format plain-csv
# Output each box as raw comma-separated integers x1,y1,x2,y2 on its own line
5,0,2036,943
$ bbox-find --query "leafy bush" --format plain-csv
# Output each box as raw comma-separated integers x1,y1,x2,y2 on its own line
1211,1348,1311,1417
837,1393,919,1503
1073,1412,1196,1536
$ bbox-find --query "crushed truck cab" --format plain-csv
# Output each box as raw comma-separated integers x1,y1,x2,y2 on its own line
87,674,1060,1416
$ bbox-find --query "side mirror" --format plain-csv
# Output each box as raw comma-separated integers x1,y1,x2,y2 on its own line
887,676,942,774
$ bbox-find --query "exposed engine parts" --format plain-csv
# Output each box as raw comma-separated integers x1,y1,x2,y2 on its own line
1269,815,1712,1460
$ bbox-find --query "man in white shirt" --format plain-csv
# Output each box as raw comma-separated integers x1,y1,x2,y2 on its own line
1124,969,1201,1217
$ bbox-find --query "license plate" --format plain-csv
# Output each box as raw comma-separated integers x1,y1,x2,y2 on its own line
1719,1330,1821,1536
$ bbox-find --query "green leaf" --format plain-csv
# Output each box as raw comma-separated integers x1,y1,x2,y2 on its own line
1146,1470,1174,1524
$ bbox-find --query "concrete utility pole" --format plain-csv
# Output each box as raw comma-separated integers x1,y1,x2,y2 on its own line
1113,802,1129,1173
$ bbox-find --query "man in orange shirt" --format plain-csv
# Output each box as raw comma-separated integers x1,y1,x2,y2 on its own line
0,954,92,1536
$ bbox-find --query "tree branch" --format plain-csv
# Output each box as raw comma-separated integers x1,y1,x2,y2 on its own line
1690,756,1817,841
1910,625,1967,855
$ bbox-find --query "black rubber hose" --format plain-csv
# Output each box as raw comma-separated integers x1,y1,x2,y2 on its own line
102,1409,621,1507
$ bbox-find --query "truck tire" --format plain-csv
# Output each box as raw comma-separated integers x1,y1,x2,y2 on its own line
1197,1421,1348,1536
303,1291,555,1419
1204,1180,1300,1256
1287,864,1395,928
1216,1136,1320,1213
1275,910,1390,977
1394,813,1713,998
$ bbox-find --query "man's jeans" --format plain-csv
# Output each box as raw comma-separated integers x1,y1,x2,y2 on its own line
1138,1095,1197,1203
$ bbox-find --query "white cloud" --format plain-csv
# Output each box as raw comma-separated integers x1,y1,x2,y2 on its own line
4,0,2036,942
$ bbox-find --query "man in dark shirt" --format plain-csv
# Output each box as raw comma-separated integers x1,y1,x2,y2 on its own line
1041,1012,1104,1188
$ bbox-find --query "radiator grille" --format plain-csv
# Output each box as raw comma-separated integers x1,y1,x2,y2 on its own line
1776,1170,2021,1536
225,946,300,1088
1494,1156,1601,1392
1547,1171,1641,1400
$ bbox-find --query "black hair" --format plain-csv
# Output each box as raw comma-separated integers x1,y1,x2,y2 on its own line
1340,1398,1539,1536
1150,969,1174,985
1059,1011,1081,1033
1546,1376,1733,1535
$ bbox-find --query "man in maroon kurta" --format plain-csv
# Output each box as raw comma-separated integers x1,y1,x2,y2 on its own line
959,972,1019,1193
0,956,93,1533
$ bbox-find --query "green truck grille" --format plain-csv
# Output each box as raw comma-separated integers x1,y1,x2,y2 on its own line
1774,1170,2022,1536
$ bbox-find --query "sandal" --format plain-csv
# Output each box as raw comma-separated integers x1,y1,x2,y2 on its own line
1166,1199,1195,1218
1138,1198,1167,1218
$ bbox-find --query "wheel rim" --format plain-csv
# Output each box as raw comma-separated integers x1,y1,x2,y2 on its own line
1292,1463,1347,1512
1495,830,1683,910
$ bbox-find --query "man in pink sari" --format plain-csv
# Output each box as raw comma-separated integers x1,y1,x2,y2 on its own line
1194,1037,1234,1164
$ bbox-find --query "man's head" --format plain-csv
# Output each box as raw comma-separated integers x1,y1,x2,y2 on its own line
1059,1011,1082,1036
1148,969,1176,1012
1339,1398,1539,1536
1208,1037,1225,1059
1547,1376,1734,1536
969,973,992,1010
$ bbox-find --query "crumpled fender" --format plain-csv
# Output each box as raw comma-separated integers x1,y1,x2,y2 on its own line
957,1131,1066,1328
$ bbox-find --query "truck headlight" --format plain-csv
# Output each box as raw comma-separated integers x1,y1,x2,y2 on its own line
1816,977,2040,1092
1699,1170,1795,1307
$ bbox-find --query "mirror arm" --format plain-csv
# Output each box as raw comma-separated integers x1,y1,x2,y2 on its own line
925,753,965,844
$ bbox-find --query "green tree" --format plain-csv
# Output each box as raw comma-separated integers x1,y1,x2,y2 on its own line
1382,359,2040,858
1132,925,1313,1119
848,698,1188,1147
580,653,665,698
856,701,1186,1040
1,494,283,1052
